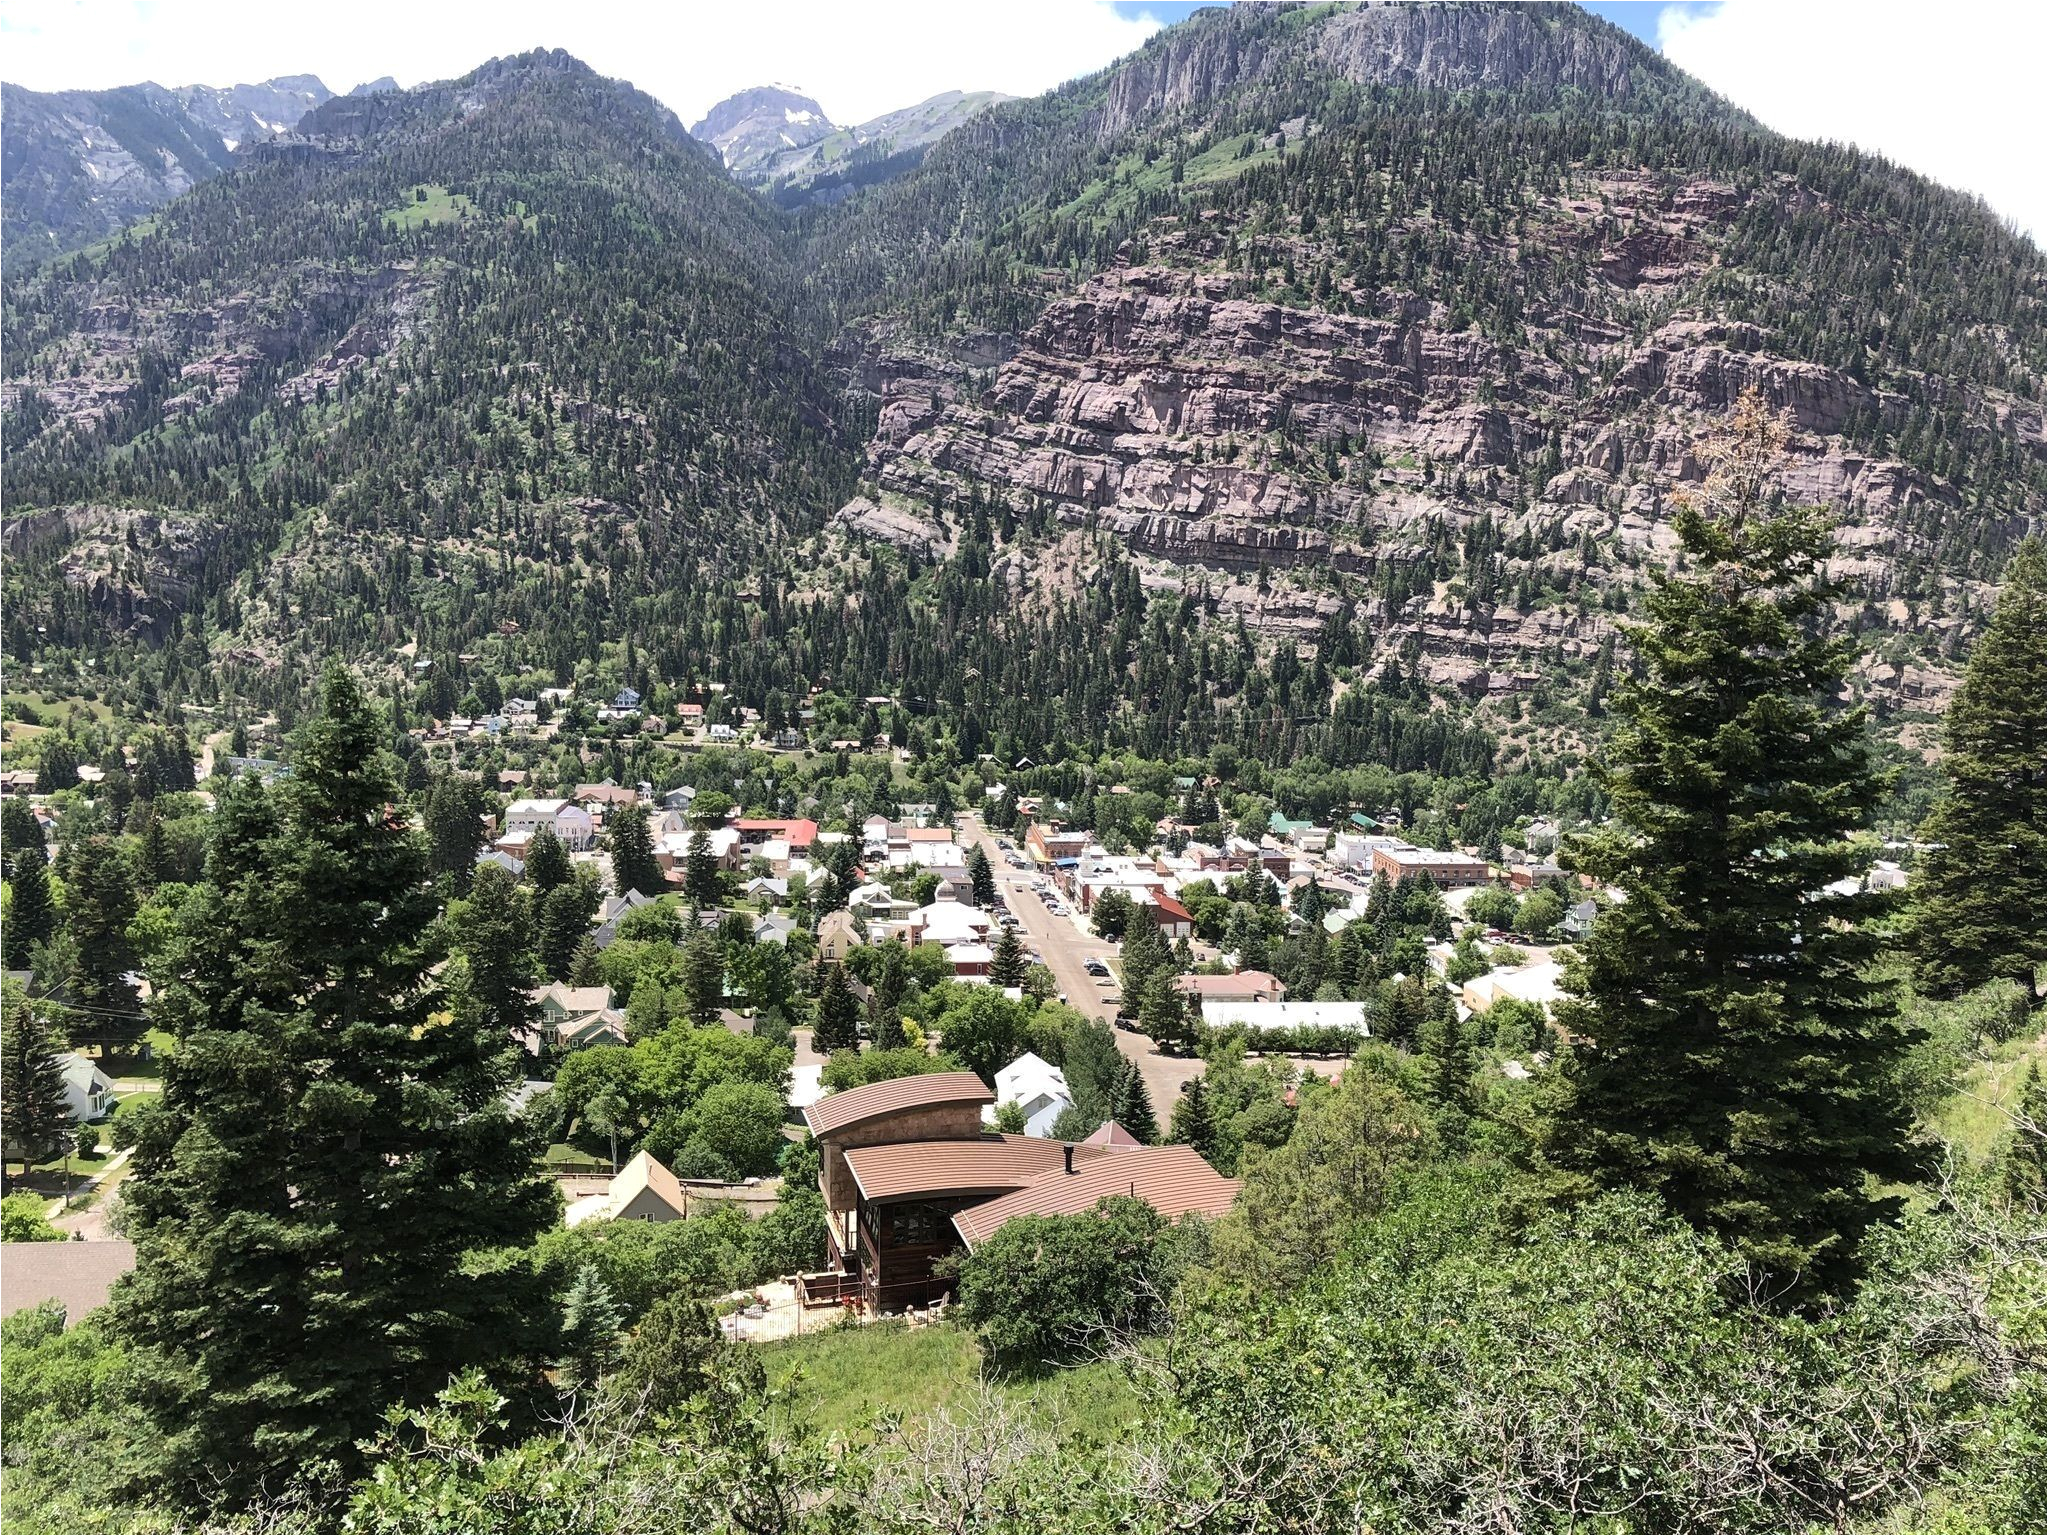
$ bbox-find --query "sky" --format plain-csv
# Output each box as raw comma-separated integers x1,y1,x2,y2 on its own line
1,1,2039,236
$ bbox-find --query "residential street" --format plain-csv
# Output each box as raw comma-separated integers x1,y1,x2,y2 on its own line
959,814,1205,1113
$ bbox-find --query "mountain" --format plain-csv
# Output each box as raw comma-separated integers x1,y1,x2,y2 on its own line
0,73,333,270
688,84,835,178
2,4,2040,773
349,76,401,97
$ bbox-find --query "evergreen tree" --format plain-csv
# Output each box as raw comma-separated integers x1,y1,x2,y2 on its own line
2,851,57,958
813,963,860,1053
0,982,72,1170
966,844,997,908
1908,537,2046,997
1138,975,1192,1054
423,773,488,895
111,667,556,1510
34,737,77,795
450,864,538,1047
555,1263,627,1394
607,803,663,899
1417,991,1472,1121
1540,395,1922,1299
524,825,570,895
866,940,909,1047
2,798,45,877
538,875,600,982
1111,1060,1159,1144
684,829,724,908
1168,1074,1219,1164
63,833,140,1051
989,925,1027,987
681,927,726,1026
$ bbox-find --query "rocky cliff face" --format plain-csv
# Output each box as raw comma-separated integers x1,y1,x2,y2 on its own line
843,206,2031,704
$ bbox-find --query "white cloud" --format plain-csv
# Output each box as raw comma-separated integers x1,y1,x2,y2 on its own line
1658,0,2046,240
0,0,1165,129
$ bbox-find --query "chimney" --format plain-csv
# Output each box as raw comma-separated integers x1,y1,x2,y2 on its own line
1063,1144,1075,1175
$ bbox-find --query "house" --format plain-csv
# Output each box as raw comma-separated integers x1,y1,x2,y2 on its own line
1025,824,1089,868
564,1151,690,1227
905,901,991,948
662,785,698,813
1507,860,1566,890
847,883,915,922
752,913,798,946
898,801,939,827
736,818,819,855
504,798,595,851
477,849,526,878
529,984,625,1051
708,722,738,742
946,941,995,980
1199,1000,1369,1035
57,1054,114,1122
592,891,659,947
816,909,861,963
1560,900,1598,941
575,782,640,810
1368,844,1492,887
1175,970,1286,1004
772,728,804,752
742,876,790,902
1148,891,1194,942
1460,959,1565,1016
800,1074,1239,1311
984,1053,1072,1137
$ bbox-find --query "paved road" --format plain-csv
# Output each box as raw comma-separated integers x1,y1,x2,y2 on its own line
960,815,1204,1114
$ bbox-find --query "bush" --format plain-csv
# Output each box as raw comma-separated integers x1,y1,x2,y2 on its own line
948,1195,1207,1370
1,1192,63,1243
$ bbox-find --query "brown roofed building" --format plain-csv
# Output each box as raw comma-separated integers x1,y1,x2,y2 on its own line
800,1074,1238,1312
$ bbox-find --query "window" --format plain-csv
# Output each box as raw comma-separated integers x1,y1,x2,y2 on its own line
882,1202,950,1247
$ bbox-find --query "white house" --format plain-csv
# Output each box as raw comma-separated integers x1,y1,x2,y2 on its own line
1460,959,1565,1016
984,1052,1073,1137
58,1054,114,1122
504,798,595,851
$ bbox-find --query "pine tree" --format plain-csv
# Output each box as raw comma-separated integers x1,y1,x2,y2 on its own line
1138,975,1192,1054
1417,991,1472,1121
1540,395,1921,1299
607,803,663,899
682,927,726,1026
111,667,557,1510
1168,1074,1219,1164
423,773,488,896
538,875,598,981
63,833,141,1051
555,1263,627,1393
1112,1060,1159,1144
1,981,72,1170
524,825,570,895
813,962,860,1053
450,864,538,1047
684,828,724,907
966,844,997,909
2,851,57,958
2,799,45,877
866,940,909,1047
1908,537,2046,997
989,925,1027,987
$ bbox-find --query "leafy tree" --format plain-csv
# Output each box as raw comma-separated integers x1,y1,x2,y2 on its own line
449,864,539,1047
966,844,997,909
935,987,1025,1085
1514,887,1565,940
525,825,570,895
1,1192,64,1242
812,963,860,1054
1091,889,1136,940
1909,537,2046,997
819,1047,961,1094
992,1100,1028,1134
423,773,488,895
1462,885,1519,932
109,667,557,1510
2,851,57,957
1540,396,1922,1299
1206,1050,1435,1292
670,1080,787,1179
1168,1075,1219,1164
947,1196,1201,1369
611,1295,721,1415
607,804,664,900
1,982,72,1171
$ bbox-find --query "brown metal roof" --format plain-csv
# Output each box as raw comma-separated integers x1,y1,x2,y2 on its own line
952,1145,1241,1249
802,1070,995,1138
843,1133,1101,1201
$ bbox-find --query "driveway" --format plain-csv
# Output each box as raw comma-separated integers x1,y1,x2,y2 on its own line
960,815,1205,1115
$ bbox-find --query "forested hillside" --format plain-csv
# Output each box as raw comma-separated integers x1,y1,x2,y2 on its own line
2,2,2041,771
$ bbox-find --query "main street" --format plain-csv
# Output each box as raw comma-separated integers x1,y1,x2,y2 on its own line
959,813,1205,1114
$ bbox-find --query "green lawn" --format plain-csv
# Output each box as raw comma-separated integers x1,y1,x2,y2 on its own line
760,1319,1141,1443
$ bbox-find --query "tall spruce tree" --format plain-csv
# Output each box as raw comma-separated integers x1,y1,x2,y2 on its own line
1112,1060,1159,1144
1,981,73,1171
450,863,539,1048
2,850,57,958
966,844,997,909
422,773,488,895
1168,1074,1219,1164
1908,537,2046,997
524,824,570,895
813,962,860,1054
1540,394,1922,1299
110,667,556,1511
607,803,663,899
63,832,141,1051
